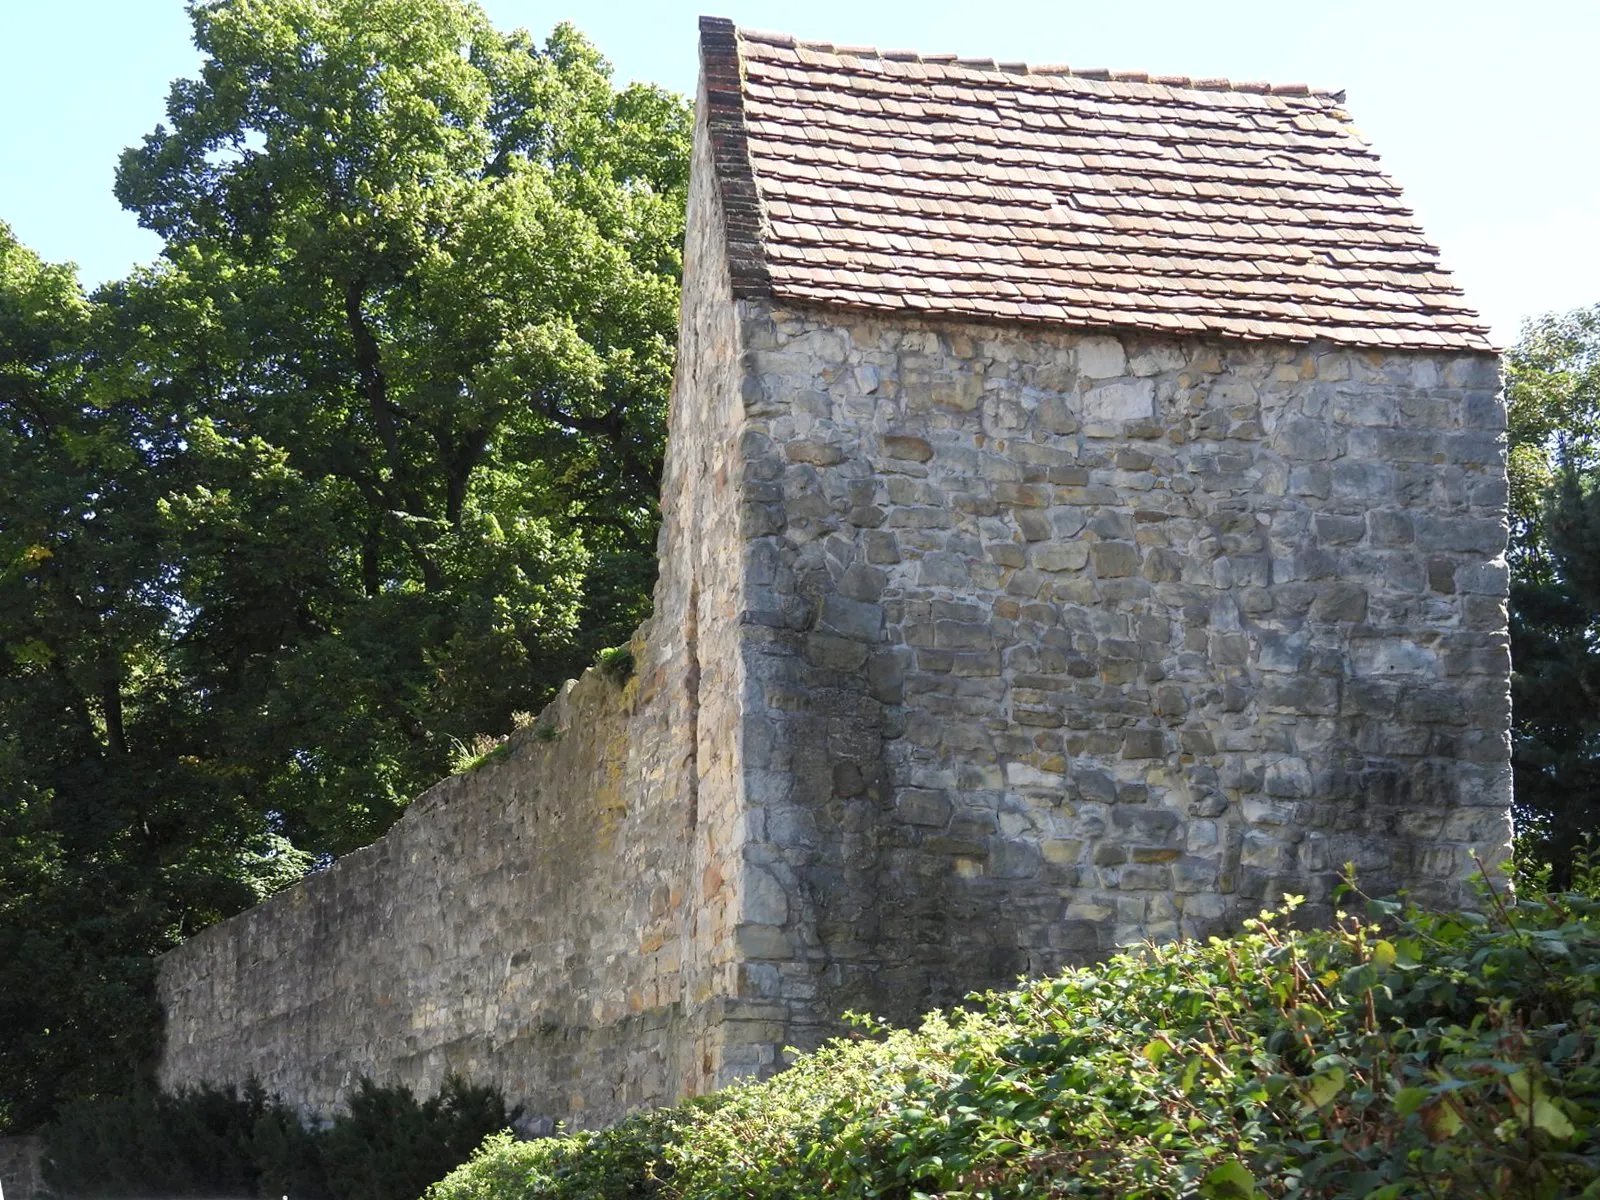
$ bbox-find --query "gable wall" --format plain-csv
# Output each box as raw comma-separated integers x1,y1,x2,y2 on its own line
727,300,1512,1042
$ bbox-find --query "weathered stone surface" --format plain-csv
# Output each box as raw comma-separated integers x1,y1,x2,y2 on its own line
726,299,1511,1046
158,73,762,1132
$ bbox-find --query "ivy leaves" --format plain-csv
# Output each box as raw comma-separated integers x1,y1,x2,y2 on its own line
433,886,1600,1199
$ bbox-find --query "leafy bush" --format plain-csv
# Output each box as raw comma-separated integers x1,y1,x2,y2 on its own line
432,880,1600,1199
321,1077,517,1200
45,1082,284,1198
43,1076,513,1200
428,1108,686,1200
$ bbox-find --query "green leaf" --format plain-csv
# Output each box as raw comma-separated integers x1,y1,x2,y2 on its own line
1422,1101,1464,1141
1200,1159,1259,1199
1393,1086,1430,1116
1533,1097,1576,1139
1303,1067,1345,1109
1180,1056,1202,1092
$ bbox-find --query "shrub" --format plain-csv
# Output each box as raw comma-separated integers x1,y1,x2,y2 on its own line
45,1082,290,1198
430,880,1600,1200
43,1076,512,1199
430,1108,686,1200
321,1077,516,1200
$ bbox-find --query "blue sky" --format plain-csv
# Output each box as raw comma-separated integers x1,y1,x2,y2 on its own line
1,0,1593,347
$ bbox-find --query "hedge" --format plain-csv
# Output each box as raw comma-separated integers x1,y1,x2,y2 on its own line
44,1075,511,1200
431,878,1600,1199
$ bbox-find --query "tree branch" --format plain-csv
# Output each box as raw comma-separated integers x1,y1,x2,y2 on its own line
342,279,411,496
540,393,660,498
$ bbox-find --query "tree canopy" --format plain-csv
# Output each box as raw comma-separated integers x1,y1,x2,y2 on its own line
1506,306,1600,880
0,0,688,1130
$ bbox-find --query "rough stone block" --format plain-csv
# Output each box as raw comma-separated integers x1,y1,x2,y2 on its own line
1120,729,1168,760
806,633,871,670
1416,516,1508,555
1077,336,1127,379
1090,541,1139,578
897,789,953,827
1142,548,1184,582
1272,416,1336,460
1083,379,1154,422
883,434,935,462
919,552,973,586
786,439,845,466
817,595,884,643
1310,583,1368,623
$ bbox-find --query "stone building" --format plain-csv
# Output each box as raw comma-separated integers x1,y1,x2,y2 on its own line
154,18,1511,1132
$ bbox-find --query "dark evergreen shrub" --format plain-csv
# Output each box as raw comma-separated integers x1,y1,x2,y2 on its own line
320,1077,514,1200
41,1076,511,1199
44,1082,282,1197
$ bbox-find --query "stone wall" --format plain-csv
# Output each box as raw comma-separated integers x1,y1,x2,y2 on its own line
156,78,756,1127
160,668,666,1126
156,63,1513,1129
728,303,1512,1042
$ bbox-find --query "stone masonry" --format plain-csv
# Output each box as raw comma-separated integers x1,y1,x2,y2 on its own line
730,305,1509,1038
155,18,1513,1128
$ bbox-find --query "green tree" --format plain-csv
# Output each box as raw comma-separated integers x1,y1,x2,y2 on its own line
1506,306,1600,578
1507,305,1600,880
0,0,688,1130
112,0,689,853
0,223,306,1130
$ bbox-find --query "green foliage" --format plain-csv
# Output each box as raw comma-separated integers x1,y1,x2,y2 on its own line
45,1082,304,1198
1514,832,1600,901
596,643,635,682
431,1111,685,1200
1506,306,1600,579
0,220,299,1130
110,0,689,854
43,1076,512,1200
1508,306,1600,883
320,1077,518,1200
431,884,1600,1199
451,733,512,774
0,0,686,1128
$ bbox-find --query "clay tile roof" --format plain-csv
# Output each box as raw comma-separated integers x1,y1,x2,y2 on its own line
698,16,1494,354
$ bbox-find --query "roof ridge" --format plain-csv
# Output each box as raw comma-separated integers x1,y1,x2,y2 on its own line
734,24,1344,102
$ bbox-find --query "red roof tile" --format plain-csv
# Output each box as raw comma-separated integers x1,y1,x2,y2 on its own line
698,18,1494,354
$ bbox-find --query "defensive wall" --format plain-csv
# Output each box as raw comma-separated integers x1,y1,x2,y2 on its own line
153,19,1514,1131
